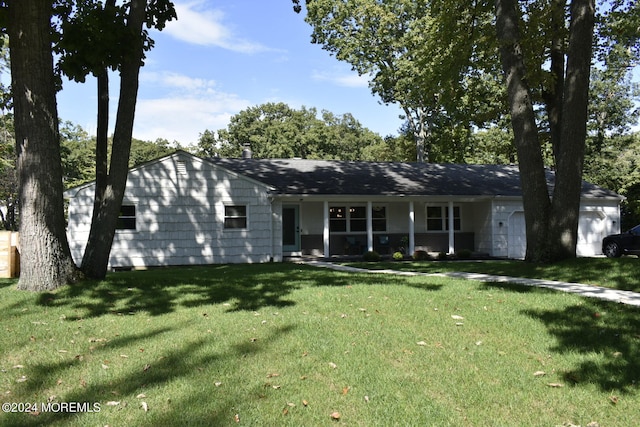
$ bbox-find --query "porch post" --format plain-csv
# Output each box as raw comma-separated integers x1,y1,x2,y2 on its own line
448,200,455,254
366,201,373,252
409,201,415,255
323,201,330,258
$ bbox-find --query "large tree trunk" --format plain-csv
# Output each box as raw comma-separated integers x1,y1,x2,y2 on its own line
495,0,552,262
80,0,147,279
544,0,566,162
495,0,595,263
549,0,595,259
8,0,82,290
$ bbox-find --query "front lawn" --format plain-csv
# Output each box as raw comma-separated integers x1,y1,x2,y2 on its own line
346,257,640,292
1,263,639,426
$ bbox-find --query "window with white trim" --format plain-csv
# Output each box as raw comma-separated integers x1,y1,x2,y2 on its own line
426,205,461,231
224,205,247,229
116,205,136,230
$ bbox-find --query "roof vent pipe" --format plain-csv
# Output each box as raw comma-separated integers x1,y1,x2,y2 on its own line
242,144,252,159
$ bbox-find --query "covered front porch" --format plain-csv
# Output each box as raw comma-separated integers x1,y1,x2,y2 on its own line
280,197,490,258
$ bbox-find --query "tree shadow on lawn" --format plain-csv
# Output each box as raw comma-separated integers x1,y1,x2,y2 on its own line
0,278,17,289
482,281,640,393
547,258,640,293
7,321,296,426
34,264,363,319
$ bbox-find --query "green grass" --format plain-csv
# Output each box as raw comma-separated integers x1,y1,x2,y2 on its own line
0,263,639,426
346,257,640,292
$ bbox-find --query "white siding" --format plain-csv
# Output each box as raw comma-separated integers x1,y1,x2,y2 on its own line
66,152,278,268
470,201,493,254
490,199,523,258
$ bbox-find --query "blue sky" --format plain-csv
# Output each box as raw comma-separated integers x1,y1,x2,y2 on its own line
55,0,405,147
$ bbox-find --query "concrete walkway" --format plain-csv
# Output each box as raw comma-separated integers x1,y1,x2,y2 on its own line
301,260,640,307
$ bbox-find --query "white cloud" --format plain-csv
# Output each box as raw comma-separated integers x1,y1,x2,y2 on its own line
164,1,271,54
311,70,371,88
132,72,251,145
141,71,218,93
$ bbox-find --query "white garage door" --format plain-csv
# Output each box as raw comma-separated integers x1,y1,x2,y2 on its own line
508,212,526,259
577,212,604,256
507,211,605,258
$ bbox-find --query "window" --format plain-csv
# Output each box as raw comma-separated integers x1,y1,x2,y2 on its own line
329,207,346,232
350,206,366,232
329,205,387,232
372,206,387,231
116,205,136,230
426,206,444,231
224,205,247,229
426,205,461,231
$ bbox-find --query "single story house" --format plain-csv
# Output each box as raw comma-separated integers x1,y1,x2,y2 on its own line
65,150,623,268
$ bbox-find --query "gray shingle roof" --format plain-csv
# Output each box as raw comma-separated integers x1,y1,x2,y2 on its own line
207,158,621,199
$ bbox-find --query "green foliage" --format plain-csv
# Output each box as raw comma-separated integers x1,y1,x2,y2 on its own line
301,0,500,161
361,133,415,162
363,250,381,262
583,133,640,228
392,251,404,260
60,121,177,189
197,102,384,160
300,0,640,168
53,0,177,83
128,137,175,167
455,249,472,260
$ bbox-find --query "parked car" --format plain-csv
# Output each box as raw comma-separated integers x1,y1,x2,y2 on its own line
602,224,640,258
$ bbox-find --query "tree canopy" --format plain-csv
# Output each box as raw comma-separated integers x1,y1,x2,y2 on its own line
197,102,384,161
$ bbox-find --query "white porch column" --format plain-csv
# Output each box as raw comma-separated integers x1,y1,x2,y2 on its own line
367,201,373,252
409,201,415,255
448,200,455,254
323,201,330,258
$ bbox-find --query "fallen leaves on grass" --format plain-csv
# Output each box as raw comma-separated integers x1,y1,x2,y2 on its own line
547,383,564,388
282,402,296,415
328,362,337,369
533,371,546,377
330,411,341,420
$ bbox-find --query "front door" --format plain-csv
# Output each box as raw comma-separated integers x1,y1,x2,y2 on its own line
282,205,300,253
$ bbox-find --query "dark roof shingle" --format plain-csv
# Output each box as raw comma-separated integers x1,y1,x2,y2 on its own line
207,158,620,199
